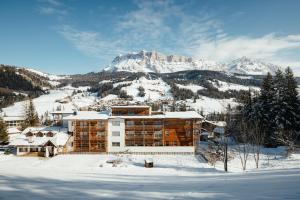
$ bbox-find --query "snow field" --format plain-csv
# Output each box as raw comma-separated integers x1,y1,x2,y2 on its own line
0,153,300,200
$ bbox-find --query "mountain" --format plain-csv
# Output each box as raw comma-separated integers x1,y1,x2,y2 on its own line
105,50,225,74
105,50,280,75
228,57,280,75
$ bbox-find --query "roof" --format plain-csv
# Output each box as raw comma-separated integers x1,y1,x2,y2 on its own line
111,105,150,108
3,116,25,121
63,111,109,120
10,126,69,147
7,127,21,134
111,111,203,119
50,110,75,114
63,110,203,120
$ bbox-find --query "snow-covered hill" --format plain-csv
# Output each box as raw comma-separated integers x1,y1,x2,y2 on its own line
105,50,280,75
24,68,69,86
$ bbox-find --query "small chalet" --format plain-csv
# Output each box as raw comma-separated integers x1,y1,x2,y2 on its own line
9,126,70,157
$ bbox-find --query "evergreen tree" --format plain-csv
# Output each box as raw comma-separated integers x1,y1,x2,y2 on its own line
282,67,300,132
0,116,9,144
258,73,276,146
272,69,287,131
22,98,39,129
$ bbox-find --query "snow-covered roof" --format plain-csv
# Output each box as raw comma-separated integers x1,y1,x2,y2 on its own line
63,111,109,120
7,127,21,134
164,111,203,119
63,110,202,120
203,120,226,127
111,105,150,108
3,116,25,121
111,111,203,119
50,110,75,114
10,126,69,147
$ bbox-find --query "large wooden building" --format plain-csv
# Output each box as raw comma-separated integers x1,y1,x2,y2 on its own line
64,106,203,153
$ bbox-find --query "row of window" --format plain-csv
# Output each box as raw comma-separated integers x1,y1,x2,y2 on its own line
79,121,105,127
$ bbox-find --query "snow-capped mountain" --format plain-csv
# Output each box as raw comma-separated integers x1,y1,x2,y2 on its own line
105,50,280,75
105,50,225,73
227,57,280,75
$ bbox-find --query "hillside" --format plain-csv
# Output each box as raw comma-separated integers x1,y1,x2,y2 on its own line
0,65,57,108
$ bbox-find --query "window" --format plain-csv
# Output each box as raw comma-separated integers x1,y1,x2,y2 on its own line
112,142,120,147
112,121,120,126
165,130,170,136
26,132,33,137
112,131,120,136
98,121,105,127
154,141,162,146
97,142,105,149
46,132,54,137
186,130,191,137
36,132,44,137
19,148,28,152
80,121,88,127
126,131,135,135
141,131,147,134
80,132,88,139
186,121,191,125
165,141,170,146
154,131,162,138
173,141,177,146
97,131,105,137
126,141,135,146
30,148,38,152
126,121,135,126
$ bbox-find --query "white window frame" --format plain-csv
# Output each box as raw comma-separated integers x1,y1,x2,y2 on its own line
112,131,120,137
112,142,120,147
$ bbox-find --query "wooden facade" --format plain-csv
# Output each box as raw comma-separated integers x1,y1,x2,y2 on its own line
111,106,150,116
73,120,107,152
125,118,201,147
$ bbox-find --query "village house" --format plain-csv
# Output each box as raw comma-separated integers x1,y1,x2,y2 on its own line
3,116,25,129
9,126,70,157
64,105,203,154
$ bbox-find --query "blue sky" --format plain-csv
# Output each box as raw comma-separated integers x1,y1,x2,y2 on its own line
1,0,300,75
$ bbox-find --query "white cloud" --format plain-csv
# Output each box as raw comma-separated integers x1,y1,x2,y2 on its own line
37,0,68,16
57,25,124,60
51,0,300,74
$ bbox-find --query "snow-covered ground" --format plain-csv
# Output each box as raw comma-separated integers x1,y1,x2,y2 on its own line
2,90,74,116
0,151,299,200
210,80,260,91
187,97,239,115
2,89,96,117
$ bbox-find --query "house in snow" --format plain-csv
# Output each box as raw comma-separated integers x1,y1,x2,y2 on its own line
3,116,25,129
9,126,70,157
64,105,203,154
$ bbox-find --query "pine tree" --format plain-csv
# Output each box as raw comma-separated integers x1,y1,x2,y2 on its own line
22,98,39,129
283,67,300,132
272,69,287,130
0,116,9,144
258,73,276,146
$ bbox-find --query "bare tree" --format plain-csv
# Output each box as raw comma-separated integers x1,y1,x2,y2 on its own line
274,129,299,157
250,122,265,168
236,119,251,171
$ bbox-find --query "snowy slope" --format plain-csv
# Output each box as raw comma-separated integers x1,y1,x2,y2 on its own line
0,153,300,200
120,76,173,101
105,50,280,75
24,68,69,80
